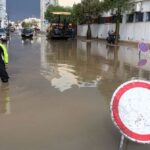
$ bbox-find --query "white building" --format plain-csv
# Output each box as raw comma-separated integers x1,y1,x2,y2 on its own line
0,0,7,28
78,0,150,43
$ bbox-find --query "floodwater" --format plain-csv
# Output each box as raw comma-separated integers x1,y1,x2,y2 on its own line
0,33,150,150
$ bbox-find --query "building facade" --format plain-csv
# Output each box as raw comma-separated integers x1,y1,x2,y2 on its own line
0,0,7,28
78,0,150,43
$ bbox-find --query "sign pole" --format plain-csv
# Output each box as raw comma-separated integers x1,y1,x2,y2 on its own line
119,135,125,150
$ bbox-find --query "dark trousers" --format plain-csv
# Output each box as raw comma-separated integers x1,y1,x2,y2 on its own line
0,63,9,82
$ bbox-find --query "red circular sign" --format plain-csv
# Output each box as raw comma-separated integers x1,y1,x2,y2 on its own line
111,80,150,143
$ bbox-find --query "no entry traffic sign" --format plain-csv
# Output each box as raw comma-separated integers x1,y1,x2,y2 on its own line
111,80,150,144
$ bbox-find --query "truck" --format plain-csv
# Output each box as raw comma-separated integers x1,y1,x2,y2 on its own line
46,12,75,40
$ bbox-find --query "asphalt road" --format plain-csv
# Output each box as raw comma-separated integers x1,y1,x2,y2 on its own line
0,33,149,150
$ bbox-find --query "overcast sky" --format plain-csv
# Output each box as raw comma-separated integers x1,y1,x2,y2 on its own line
7,0,40,20
59,0,81,6
7,0,81,21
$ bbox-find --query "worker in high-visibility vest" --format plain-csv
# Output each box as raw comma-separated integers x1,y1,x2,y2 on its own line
0,41,9,83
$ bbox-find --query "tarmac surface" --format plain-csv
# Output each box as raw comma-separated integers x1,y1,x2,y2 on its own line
0,33,150,150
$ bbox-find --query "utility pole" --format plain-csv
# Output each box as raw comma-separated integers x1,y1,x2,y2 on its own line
40,0,59,31
40,0,45,31
0,0,7,28
55,0,59,5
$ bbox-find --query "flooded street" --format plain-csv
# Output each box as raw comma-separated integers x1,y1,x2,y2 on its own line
0,33,150,150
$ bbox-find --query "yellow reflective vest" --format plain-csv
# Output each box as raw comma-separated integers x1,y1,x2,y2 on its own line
0,43,8,64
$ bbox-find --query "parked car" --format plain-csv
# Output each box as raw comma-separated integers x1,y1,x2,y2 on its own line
0,28,8,42
21,28,34,39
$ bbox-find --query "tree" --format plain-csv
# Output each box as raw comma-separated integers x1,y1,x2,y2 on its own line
21,19,40,28
21,21,31,28
72,3,85,24
72,0,103,39
103,0,133,44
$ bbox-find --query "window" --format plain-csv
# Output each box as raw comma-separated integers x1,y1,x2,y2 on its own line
126,14,134,23
105,16,113,23
99,17,113,24
112,15,117,23
146,12,150,21
135,12,144,22
99,17,105,24
99,15,122,24
112,15,122,23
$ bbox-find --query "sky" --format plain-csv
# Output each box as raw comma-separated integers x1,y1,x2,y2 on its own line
7,0,40,20
59,0,81,7
7,0,81,21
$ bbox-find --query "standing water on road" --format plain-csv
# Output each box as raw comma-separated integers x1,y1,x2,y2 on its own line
0,34,150,150
41,39,150,96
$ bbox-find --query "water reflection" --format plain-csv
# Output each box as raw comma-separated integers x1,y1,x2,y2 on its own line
40,40,102,92
21,38,33,45
138,51,148,67
40,39,150,93
0,83,11,115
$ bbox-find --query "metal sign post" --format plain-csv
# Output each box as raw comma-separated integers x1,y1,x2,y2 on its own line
119,135,125,150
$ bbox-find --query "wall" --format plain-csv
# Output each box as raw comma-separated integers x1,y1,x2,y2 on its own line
78,22,150,43
77,0,150,43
